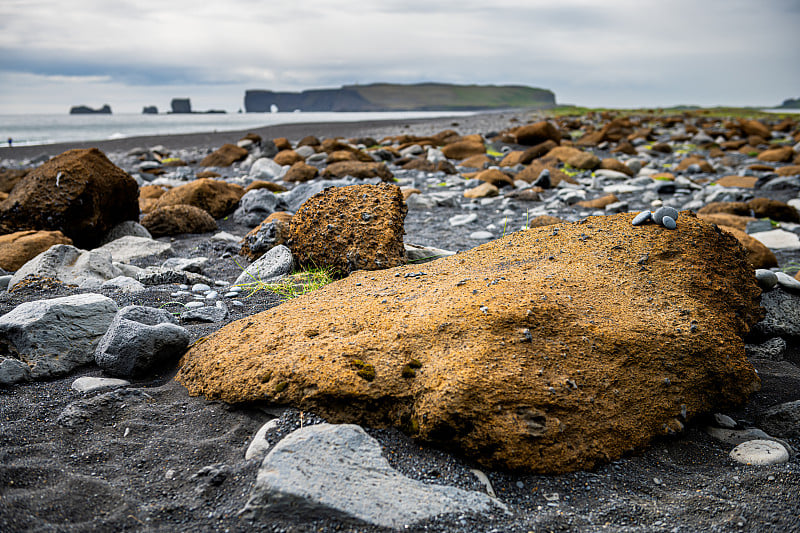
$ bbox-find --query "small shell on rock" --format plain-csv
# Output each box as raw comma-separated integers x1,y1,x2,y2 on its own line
632,211,652,226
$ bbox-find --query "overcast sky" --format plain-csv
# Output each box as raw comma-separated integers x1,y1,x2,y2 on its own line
1,0,798,114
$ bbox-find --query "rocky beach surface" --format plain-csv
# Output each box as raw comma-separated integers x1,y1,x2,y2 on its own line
1,109,800,532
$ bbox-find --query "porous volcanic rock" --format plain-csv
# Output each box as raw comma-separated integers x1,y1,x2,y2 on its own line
152,178,244,218
0,230,73,271
717,226,778,269
178,213,762,474
140,205,217,237
0,148,139,249
239,218,291,261
199,144,249,167
289,183,407,274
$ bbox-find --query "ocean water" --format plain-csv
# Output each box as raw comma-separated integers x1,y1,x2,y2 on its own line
0,111,475,147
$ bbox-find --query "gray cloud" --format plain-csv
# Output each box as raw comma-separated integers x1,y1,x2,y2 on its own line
0,0,798,113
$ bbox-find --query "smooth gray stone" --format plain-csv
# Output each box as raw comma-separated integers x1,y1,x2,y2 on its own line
71,376,130,393
234,245,293,286
245,419,281,461
0,275,11,291
746,220,775,234
404,243,456,264
0,294,117,380
100,276,146,293
746,337,786,361
181,302,228,323
653,206,679,225
0,357,31,386
240,424,507,528
760,400,800,438
754,289,800,339
161,257,208,274
662,215,677,229
532,168,550,189
191,283,212,293
632,211,652,226
775,271,800,291
755,269,778,290
94,305,189,377
604,201,629,214
449,213,478,227
233,189,287,227
95,236,173,263
9,245,123,292
100,221,152,245
469,231,494,240
405,193,437,210
249,157,284,180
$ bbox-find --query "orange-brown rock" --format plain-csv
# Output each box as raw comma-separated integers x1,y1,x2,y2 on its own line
152,178,244,218
265,212,293,224
284,161,319,183
675,156,715,173
717,225,777,269
610,141,637,155
327,150,358,163
599,158,634,177
475,168,514,188
463,182,499,199
512,121,561,146
321,161,393,182
499,151,526,167
0,230,73,271
196,170,222,179
401,188,422,201
239,218,292,261
757,146,794,163
139,184,168,214
297,136,320,149
240,133,262,145
289,183,407,275
747,164,774,172
576,194,619,209
715,176,758,188
776,165,800,177
697,213,755,231
739,119,771,140
273,150,304,166
545,146,600,170
527,215,564,228
697,202,752,217
140,204,217,237
459,155,492,169
747,197,799,222
441,140,486,160
178,213,762,474
272,137,291,151
0,168,28,193
244,180,287,193
0,148,138,249
200,144,249,167
401,159,457,174
519,140,559,164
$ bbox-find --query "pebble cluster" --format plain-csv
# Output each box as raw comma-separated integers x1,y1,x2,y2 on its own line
632,205,680,229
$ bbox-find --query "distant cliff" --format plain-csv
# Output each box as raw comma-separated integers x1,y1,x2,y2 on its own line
778,98,800,109
244,83,556,112
70,104,111,115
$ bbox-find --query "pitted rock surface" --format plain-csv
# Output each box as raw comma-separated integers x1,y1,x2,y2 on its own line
0,148,139,249
289,183,407,274
178,213,762,473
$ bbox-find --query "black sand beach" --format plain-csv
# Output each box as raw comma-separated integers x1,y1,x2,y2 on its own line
1,110,800,532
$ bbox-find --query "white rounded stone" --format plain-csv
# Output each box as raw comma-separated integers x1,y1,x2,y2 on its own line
729,439,789,466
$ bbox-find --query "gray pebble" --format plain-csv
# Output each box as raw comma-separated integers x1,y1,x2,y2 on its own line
191,283,212,293
755,269,778,290
729,439,789,466
224,292,240,298
653,206,679,225
184,301,205,309
205,291,219,300
662,216,677,230
632,211,651,226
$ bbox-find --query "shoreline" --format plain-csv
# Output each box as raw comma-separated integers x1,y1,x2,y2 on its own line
0,109,525,161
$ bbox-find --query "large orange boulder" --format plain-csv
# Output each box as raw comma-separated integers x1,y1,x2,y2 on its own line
441,140,486,160
757,146,794,163
0,230,73,271
289,183,407,275
0,148,138,249
178,213,762,474
739,119,771,140
717,225,777,269
152,178,245,218
546,146,600,170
